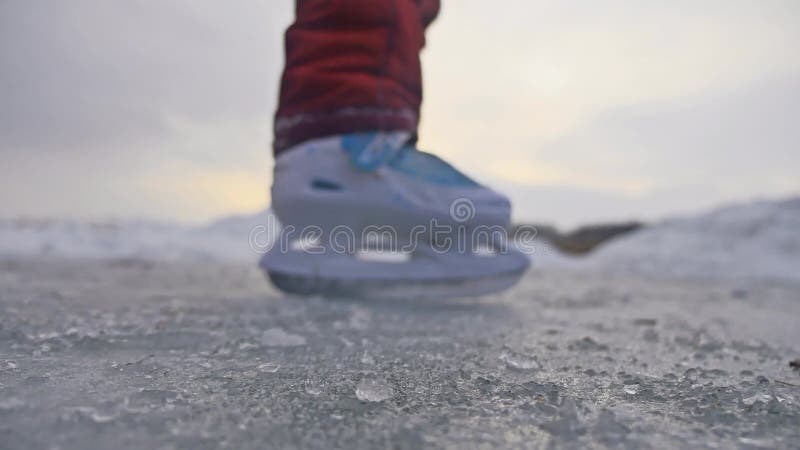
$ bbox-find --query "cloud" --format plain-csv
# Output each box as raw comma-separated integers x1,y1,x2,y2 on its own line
420,0,800,172
482,74,800,228
0,0,291,154
0,0,798,225
0,0,292,221
416,0,800,225
534,74,800,195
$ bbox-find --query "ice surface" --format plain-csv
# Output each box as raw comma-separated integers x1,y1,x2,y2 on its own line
0,258,798,449
1,199,799,448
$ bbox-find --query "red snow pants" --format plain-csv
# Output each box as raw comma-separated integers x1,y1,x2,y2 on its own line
273,0,440,154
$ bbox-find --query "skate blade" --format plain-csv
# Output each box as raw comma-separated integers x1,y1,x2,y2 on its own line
265,270,526,300
259,240,530,300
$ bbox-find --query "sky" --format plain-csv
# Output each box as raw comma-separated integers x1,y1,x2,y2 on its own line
1,0,798,228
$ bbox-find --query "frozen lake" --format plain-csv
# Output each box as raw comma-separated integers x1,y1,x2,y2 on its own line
1,257,798,449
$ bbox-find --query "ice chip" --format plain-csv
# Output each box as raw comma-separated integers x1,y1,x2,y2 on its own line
360,351,375,365
0,397,25,411
305,385,322,396
742,392,772,406
64,406,118,423
499,349,540,370
355,375,394,402
261,327,306,347
257,362,280,373
568,337,609,352
594,409,630,438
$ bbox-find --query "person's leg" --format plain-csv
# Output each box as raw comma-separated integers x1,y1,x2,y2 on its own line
263,1,529,299
274,0,440,154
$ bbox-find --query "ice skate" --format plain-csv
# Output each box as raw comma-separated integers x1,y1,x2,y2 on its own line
259,132,530,299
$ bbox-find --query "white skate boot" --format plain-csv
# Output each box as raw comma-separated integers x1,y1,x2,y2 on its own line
259,131,530,299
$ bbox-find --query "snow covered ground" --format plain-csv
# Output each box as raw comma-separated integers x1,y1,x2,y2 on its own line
584,197,800,283
3,197,799,283
1,198,799,449
0,210,274,263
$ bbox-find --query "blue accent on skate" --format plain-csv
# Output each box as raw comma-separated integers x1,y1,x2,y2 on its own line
387,148,479,187
311,178,342,191
341,133,402,172
341,132,479,187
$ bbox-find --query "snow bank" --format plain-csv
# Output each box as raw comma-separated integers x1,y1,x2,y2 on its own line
2,198,799,283
0,210,277,263
585,197,800,282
